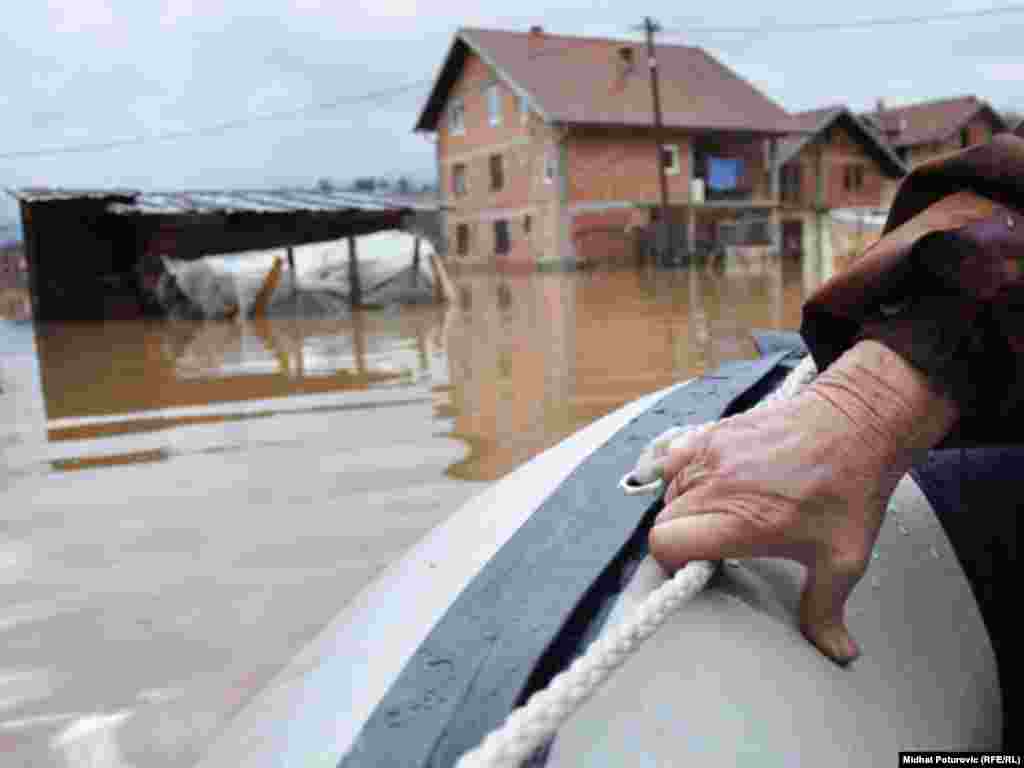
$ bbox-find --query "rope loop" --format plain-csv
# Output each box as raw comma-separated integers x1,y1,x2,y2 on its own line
456,355,818,768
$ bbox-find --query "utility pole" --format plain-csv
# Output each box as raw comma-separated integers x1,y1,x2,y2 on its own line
643,16,674,265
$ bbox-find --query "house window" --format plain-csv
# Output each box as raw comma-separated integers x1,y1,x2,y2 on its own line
455,224,470,256
843,164,865,192
452,163,467,197
780,163,801,203
486,83,502,126
489,154,504,191
661,144,681,176
494,220,510,255
544,150,557,184
523,214,532,234
449,97,465,136
961,127,970,148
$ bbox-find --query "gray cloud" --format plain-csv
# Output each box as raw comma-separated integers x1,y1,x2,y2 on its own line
2,0,1022,226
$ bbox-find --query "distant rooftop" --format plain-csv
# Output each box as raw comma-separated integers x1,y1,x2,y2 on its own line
860,95,1008,149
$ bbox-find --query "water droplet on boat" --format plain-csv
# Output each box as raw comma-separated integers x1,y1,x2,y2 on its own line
871,577,881,589
898,524,909,535
930,546,940,559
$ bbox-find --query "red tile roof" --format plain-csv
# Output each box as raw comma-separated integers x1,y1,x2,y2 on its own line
778,106,905,178
416,28,795,135
787,105,846,133
865,95,1006,148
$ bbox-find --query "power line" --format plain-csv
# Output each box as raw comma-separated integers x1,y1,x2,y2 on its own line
0,79,433,161
659,3,1024,36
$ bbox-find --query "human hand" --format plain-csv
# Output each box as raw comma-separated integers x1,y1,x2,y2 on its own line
649,341,958,664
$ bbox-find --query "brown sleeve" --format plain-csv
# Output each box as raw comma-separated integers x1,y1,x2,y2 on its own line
799,132,1024,445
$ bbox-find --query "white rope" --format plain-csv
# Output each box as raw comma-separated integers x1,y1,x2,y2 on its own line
455,354,819,768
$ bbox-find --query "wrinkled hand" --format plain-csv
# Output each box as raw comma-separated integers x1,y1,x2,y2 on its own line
649,341,958,664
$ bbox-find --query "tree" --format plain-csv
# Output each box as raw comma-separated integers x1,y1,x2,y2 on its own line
352,177,376,192
316,177,334,192
396,176,411,195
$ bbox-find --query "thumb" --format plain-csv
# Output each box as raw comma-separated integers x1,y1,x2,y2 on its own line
656,425,711,503
799,557,864,665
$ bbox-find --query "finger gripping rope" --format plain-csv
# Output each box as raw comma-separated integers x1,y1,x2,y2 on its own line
456,355,819,768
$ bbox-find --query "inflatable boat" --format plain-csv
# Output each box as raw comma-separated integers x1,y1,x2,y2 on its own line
197,332,1001,768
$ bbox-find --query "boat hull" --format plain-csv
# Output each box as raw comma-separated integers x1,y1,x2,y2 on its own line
199,340,1000,767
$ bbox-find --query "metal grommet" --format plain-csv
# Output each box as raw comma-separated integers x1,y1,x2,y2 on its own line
619,472,664,496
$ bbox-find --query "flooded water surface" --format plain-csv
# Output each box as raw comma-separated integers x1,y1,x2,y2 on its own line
0,257,825,766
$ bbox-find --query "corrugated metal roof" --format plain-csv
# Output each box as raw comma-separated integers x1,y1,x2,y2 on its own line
8,187,437,215
10,188,138,203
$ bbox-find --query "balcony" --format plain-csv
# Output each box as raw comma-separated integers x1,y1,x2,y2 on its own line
691,136,774,205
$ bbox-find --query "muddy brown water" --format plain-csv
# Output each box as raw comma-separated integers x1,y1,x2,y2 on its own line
0,257,828,767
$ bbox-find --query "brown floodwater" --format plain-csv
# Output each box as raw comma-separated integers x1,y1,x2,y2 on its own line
0,255,829,767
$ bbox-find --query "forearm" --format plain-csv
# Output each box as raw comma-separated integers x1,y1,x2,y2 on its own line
808,340,960,469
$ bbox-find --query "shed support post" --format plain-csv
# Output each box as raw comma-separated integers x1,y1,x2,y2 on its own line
348,236,361,308
286,246,296,295
411,237,421,287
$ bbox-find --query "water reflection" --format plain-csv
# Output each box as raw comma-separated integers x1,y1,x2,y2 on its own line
0,254,826,768
3,255,822,482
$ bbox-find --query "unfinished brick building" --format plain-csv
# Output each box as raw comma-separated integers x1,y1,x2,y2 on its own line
415,26,797,269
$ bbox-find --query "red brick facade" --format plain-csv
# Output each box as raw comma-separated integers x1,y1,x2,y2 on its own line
437,50,786,268
782,123,889,210
439,53,561,268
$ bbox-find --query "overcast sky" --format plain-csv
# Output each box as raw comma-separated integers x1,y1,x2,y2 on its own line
2,0,1022,225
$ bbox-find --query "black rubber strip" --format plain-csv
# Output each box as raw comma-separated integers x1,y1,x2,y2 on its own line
340,351,792,768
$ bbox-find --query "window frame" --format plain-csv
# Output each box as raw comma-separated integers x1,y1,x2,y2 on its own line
844,164,865,192
544,150,557,184
455,223,470,256
494,219,510,255
489,153,504,192
780,163,801,203
661,144,681,176
486,83,502,127
452,163,467,197
449,97,465,136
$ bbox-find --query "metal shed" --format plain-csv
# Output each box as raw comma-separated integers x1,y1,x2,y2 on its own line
9,187,438,321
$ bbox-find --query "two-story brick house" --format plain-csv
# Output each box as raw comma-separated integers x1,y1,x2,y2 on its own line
862,95,1008,169
776,106,906,256
415,26,796,269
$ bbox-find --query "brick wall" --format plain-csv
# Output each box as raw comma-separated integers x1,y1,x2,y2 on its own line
438,51,561,267
784,123,892,210
567,127,693,204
